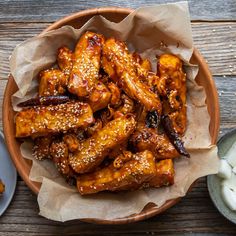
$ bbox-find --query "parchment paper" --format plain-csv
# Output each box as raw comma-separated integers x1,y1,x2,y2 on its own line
10,1,219,221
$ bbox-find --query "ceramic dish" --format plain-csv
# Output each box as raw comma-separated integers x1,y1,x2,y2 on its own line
0,131,17,216
2,7,220,224
208,129,236,224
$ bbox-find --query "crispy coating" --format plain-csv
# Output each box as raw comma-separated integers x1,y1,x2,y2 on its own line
102,38,162,114
132,52,152,75
39,69,68,96
68,31,105,97
15,102,94,138
69,115,137,174
108,141,127,159
88,82,111,112
76,150,156,195
108,82,121,106
0,179,5,194
86,119,103,137
113,150,133,168
57,46,74,74
158,54,187,135
99,106,115,126
63,134,80,152
148,159,175,187
129,125,179,160
50,140,70,175
33,136,54,160
115,94,134,117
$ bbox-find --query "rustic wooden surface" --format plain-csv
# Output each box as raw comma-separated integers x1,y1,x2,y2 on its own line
0,0,236,235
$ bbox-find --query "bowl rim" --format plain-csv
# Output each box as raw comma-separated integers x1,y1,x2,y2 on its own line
2,7,220,224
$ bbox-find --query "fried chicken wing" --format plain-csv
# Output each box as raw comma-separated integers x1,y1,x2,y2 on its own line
86,118,103,137
129,125,179,160
113,150,133,168
0,179,5,194
76,150,156,195
88,82,111,112
108,141,127,159
57,46,74,74
158,54,187,135
148,159,174,187
63,134,80,152
32,136,54,160
108,82,121,106
68,31,105,97
39,69,68,96
102,38,162,115
114,94,134,118
69,115,136,174
15,102,94,138
50,140,70,175
132,52,152,76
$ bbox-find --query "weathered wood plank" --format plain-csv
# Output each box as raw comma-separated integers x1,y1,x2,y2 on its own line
0,0,235,22
0,179,236,235
192,23,236,76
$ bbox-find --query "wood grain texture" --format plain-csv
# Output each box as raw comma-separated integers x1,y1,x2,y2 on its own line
0,0,235,22
0,178,236,235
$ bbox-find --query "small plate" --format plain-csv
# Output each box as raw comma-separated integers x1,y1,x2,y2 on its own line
207,129,236,224
0,131,17,216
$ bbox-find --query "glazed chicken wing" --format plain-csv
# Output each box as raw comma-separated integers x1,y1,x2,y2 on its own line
88,81,111,112
32,136,54,160
76,150,156,195
15,102,94,138
148,159,175,187
50,140,70,175
57,46,74,74
129,126,179,160
39,69,68,96
68,31,105,97
102,38,162,115
158,54,187,135
69,115,136,174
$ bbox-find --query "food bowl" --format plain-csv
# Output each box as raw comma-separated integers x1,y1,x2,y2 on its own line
2,7,220,224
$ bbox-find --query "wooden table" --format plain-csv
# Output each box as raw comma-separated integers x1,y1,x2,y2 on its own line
0,0,236,235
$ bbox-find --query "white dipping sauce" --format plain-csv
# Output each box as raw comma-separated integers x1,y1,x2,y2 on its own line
217,142,236,211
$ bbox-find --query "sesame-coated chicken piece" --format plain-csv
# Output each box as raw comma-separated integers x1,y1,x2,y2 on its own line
148,159,175,187
69,115,136,174
32,136,54,160
76,150,156,195
39,69,68,96
102,38,162,115
157,54,187,135
50,140,70,175
57,46,74,75
88,81,111,112
15,102,94,138
129,125,179,160
68,31,105,97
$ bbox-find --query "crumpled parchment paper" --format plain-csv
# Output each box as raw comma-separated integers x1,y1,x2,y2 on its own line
10,1,219,221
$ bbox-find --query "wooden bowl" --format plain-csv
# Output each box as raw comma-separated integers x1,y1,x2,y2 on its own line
2,7,220,224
